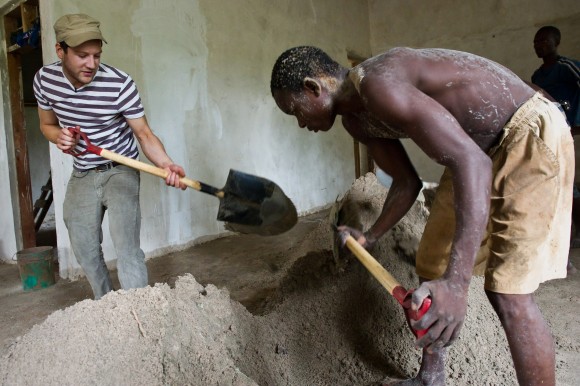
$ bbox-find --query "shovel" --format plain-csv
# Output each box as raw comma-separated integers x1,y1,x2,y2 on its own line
338,230,431,338
64,127,298,236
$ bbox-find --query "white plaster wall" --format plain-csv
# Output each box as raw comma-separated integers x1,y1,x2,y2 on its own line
0,72,19,262
368,0,580,183
27,0,370,278
199,0,371,211
0,118,18,260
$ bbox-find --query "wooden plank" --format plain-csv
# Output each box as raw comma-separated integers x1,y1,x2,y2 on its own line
9,53,36,248
353,139,361,178
367,149,374,174
20,2,37,32
4,13,36,248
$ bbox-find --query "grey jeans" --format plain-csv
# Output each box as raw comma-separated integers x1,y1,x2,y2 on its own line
63,165,146,299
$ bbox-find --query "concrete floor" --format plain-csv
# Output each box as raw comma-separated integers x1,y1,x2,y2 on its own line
0,210,329,354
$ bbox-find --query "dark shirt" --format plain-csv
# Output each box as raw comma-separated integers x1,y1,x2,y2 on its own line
532,56,580,126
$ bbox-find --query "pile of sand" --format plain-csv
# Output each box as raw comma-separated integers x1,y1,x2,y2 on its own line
0,173,516,385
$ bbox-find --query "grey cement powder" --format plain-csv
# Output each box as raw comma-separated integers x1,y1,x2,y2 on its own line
0,173,543,385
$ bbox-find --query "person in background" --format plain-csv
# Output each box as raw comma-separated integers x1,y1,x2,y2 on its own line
533,25,580,272
34,14,187,300
270,45,573,386
532,26,580,133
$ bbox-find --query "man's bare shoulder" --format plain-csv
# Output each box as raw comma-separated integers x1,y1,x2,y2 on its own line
359,47,499,73
354,47,522,95
349,48,425,100
357,47,414,72
350,48,411,87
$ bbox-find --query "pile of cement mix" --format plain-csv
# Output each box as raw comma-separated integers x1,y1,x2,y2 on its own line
0,173,516,385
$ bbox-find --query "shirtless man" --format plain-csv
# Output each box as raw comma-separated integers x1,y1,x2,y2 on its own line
270,46,574,385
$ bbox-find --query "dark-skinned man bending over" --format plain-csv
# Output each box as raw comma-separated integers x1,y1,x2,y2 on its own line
270,46,574,386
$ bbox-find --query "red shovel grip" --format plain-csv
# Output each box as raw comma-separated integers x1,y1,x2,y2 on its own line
63,127,103,157
405,291,431,339
394,286,432,339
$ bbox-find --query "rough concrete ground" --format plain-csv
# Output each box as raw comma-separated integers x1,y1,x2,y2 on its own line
0,173,578,385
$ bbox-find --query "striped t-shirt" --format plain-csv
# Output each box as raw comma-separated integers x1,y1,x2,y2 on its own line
33,61,145,170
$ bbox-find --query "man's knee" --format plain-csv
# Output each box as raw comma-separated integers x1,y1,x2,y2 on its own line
485,291,535,322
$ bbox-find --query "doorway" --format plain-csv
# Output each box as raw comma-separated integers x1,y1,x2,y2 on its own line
3,0,53,250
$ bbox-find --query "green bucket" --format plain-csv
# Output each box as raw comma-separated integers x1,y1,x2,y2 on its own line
16,246,57,291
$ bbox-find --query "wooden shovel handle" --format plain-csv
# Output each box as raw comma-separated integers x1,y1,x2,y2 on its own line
343,234,401,295
100,149,204,190
65,126,223,197
344,233,432,338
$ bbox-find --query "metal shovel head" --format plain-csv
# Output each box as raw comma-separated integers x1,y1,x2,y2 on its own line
218,169,298,236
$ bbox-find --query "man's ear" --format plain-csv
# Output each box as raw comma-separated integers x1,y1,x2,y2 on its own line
55,43,64,60
303,77,322,97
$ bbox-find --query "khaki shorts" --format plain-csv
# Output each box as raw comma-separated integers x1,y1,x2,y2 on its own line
416,93,575,294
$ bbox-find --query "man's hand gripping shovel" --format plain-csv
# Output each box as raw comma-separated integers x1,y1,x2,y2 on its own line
336,227,431,338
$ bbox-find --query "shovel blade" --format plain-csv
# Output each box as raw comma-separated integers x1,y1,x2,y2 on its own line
217,169,298,236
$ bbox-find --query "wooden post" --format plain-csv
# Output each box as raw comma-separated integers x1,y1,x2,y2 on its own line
20,3,38,32
353,139,361,178
4,10,36,248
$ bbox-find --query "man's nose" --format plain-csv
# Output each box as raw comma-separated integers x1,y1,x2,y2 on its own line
87,56,97,68
297,118,306,128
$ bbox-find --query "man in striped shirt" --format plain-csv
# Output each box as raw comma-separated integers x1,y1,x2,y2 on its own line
34,13,186,299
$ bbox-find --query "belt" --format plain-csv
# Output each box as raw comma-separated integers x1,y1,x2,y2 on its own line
75,162,120,172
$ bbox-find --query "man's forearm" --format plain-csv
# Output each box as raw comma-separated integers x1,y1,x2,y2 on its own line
39,123,62,144
442,158,492,286
137,133,174,169
366,176,423,241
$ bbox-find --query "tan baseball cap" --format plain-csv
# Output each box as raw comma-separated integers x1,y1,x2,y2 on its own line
54,14,107,47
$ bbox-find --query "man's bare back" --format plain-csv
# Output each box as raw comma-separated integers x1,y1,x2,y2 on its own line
348,48,535,151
